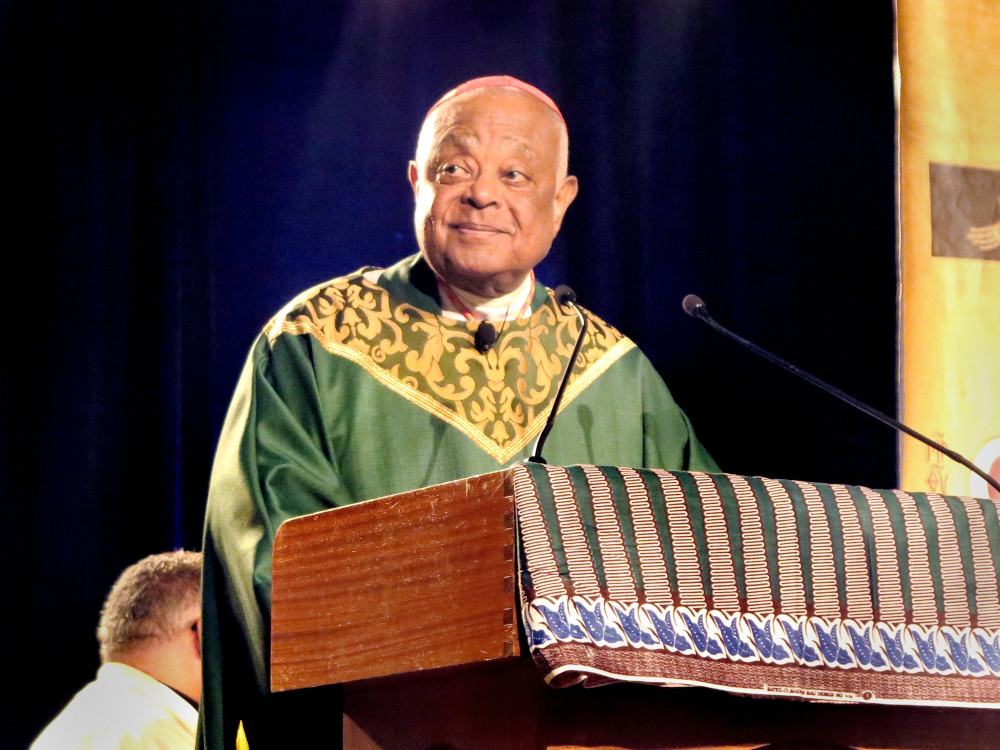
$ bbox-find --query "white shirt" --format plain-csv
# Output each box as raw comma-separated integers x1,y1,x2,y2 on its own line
31,662,198,750
362,267,535,321
440,273,535,321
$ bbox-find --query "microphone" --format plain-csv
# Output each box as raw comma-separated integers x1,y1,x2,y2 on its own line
527,285,588,464
555,285,577,307
682,294,1000,496
682,293,708,319
474,321,497,353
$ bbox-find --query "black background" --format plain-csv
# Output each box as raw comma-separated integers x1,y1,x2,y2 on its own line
1,2,896,746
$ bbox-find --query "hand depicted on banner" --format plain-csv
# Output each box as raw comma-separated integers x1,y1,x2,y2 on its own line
966,198,1000,251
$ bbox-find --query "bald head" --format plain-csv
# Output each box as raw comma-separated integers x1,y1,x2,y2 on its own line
416,86,571,179
409,82,578,298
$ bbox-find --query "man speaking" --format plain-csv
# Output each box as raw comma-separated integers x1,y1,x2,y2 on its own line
199,76,717,748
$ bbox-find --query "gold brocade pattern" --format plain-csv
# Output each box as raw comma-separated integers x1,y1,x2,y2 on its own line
266,274,635,462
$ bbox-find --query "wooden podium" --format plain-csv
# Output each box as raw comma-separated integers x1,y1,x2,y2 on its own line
271,470,1000,750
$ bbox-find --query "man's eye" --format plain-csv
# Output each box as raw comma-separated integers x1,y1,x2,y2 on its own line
438,164,468,180
504,170,530,183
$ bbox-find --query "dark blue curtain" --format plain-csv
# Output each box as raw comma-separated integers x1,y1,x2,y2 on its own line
2,1,895,746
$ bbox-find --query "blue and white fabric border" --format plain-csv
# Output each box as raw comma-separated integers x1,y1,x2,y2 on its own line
526,594,1000,678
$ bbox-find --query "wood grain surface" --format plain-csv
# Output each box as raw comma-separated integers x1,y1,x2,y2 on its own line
271,469,518,691
341,657,1000,750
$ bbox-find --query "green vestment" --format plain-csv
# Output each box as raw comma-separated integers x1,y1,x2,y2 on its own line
198,255,717,749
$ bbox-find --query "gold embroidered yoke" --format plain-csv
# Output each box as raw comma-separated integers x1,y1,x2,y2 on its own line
269,262,634,463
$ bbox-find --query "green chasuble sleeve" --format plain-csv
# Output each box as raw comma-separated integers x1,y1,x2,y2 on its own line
198,255,717,749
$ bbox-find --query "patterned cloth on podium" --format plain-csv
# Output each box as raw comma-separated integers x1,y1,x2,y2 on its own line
511,463,1000,707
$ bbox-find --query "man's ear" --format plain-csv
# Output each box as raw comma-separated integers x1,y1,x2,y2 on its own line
408,161,419,196
552,175,579,232
193,617,202,660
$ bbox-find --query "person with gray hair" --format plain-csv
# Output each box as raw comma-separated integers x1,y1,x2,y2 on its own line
32,549,203,749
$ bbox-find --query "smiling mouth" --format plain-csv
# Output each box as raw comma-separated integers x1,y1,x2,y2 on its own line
450,222,510,235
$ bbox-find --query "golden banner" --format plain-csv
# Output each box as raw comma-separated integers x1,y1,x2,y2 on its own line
896,1,1000,499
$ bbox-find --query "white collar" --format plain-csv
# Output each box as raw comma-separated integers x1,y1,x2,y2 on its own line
440,273,534,322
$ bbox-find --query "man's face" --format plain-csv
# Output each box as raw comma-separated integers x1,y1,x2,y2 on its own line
409,88,578,298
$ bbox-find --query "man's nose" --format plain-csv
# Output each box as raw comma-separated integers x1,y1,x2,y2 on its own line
462,173,501,209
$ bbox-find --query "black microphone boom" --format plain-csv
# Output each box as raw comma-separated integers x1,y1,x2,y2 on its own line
682,294,1000,496
528,285,587,464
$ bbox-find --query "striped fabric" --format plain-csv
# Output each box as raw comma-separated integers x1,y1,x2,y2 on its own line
512,464,1000,707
